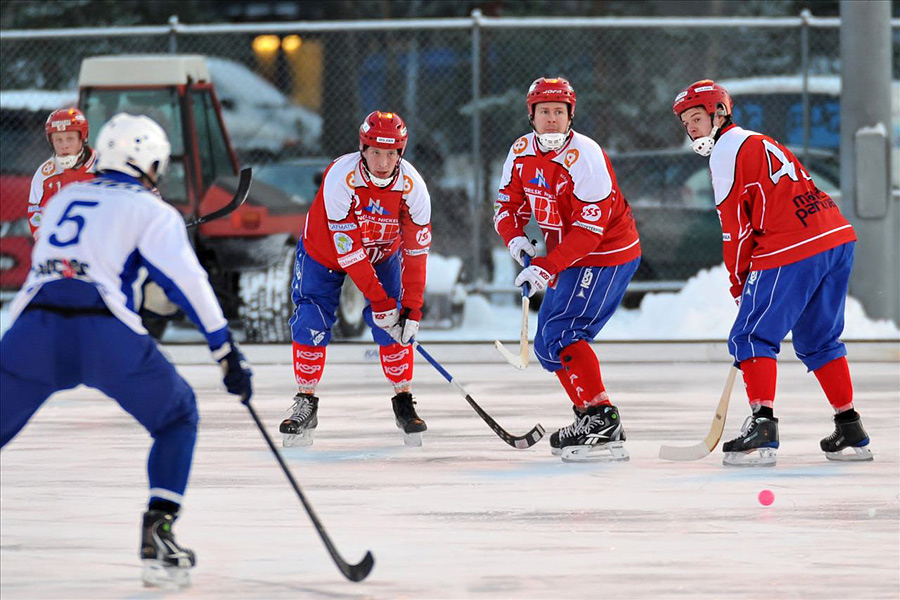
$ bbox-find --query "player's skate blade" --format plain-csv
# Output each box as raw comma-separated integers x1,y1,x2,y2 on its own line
560,441,629,463
400,431,423,447
142,560,191,589
722,447,776,467
825,446,873,462
283,430,315,447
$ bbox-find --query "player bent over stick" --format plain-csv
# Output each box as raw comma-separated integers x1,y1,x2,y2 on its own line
672,80,873,467
494,77,641,462
0,113,253,589
281,111,433,447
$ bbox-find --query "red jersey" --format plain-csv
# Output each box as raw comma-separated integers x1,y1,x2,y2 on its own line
28,149,98,237
302,153,432,313
710,125,856,298
494,131,640,275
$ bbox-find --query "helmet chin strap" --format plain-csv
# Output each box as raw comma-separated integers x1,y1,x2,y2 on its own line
690,112,726,157
535,131,569,152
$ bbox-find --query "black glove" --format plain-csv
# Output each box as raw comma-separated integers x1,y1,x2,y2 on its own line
212,335,253,403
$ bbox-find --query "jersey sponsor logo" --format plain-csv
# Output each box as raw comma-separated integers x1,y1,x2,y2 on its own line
403,175,414,194
792,188,837,227
580,204,602,222
529,194,562,228
564,148,579,167
415,227,431,246
404,247,428,256
337,248,366,268
41,161,56,176
333,232,354,253
345,171,356,188
513,137,528,154
574,221,604,235
556,179,568,195
33,257,89,278
528,169,549,189
723,232,732,241
363,198,391,216
29,213,42,228
328,222,358,231
498,192,510,202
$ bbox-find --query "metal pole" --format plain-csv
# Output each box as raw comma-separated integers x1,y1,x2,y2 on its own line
404,36,419,162
470,9,483,282
800,8,810,164
168,15,178,54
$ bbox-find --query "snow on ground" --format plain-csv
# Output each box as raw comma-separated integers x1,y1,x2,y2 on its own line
1,360,898,599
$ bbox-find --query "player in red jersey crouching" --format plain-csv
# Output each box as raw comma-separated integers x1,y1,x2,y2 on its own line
280,111,432,447
673,80,872,467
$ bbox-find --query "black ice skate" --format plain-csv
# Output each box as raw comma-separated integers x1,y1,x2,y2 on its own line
140,510,195,589
820,410,873,462
280,393,319,447
391,392,427,447
554,403,628,463
722,410,779,467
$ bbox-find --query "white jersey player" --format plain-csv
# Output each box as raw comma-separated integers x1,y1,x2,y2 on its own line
0,113,252,589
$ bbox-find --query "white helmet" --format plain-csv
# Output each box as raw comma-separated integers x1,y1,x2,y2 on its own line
96,113,171,185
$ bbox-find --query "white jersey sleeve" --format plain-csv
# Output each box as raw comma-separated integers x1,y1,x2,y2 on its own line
399,160,431,226
321,153,359,221
8,177,228,344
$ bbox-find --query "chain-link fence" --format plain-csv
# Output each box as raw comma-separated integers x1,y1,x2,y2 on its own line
2,12,898,301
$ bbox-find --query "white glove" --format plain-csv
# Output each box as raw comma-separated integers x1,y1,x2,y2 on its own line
514,264,552,298
372,305,399,332
389,308,420,345
507,236,536,267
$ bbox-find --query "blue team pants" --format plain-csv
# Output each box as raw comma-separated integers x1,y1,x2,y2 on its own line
729,242,855,372
534,258,640,371
290,239,401,347
0,310,198,506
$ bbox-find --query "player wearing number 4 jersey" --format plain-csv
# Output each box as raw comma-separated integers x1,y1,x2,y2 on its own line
1,113,253,589
673,79,872,467
494,77,641,463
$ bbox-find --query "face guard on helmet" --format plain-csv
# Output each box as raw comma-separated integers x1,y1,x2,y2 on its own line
672,79,733,157
359,111,408,187
95,113,171,187
45,107,90,169
526,77,577,152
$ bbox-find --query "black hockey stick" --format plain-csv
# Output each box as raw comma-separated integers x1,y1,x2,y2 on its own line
185,167,252,229
412,340,545,449
244,400,375,582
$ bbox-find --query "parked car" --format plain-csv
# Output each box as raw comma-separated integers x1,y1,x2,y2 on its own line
610,146,840,286
206,57,322,163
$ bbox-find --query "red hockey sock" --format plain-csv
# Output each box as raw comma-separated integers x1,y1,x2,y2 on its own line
558,340,609,408
292,342,326,394
739,357,777,410
380,343,414,394
813,357,854,413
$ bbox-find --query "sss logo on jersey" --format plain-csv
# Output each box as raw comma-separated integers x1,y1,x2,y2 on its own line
580,204,602,222
333,232,354,254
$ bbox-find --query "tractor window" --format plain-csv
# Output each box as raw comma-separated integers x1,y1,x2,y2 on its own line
81,87,187,204
190,89,234,190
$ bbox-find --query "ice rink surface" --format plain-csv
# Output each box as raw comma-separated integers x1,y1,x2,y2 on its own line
1,347,898,599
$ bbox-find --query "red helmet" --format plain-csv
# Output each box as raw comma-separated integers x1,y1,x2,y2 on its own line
672,80,733,117
45,107,89,144
526,77,577,118
359,111,408,154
